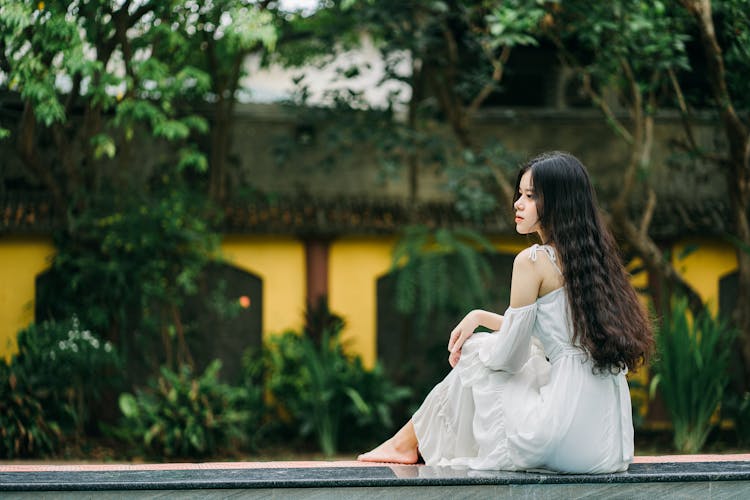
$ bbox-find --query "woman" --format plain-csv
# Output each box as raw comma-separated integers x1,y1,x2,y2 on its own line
358,152,654,473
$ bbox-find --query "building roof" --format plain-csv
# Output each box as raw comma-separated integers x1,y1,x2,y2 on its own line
0,191,738,241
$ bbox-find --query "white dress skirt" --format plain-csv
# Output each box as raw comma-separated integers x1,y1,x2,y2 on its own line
412,245,633,473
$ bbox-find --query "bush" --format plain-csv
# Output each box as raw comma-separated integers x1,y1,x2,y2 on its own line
118,360,249,458
39,183,221,377
0,363,62,458
650,297,737,453
247,326,410,456
0,317,119,458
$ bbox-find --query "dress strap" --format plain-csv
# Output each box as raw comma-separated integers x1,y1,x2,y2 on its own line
529,244,563,276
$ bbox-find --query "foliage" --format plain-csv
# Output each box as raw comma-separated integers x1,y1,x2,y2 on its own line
0,363,61,458
446,143,523,221
159,0,278,201
0,0,211,215
39,180,220,373
719,0,750,105
392,226,496,332
723,391,750,446
650,297,737,453
247,326,410,456
118,360,249,459
0,317,118,458
275,0,548,208
549,0,690,81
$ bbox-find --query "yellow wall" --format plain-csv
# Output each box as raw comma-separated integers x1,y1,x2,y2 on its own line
328,235,529,368
0,236,55,360
0,233,740,372
673,238,738,313
329,236,395,368
221,235,306,337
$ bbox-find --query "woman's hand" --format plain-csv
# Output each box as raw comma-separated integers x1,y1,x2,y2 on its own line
447,309,504,367
447,310,480,366
448,347,462,368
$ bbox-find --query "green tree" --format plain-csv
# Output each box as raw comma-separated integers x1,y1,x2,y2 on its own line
272,1,546,211
0,1,276,381
0,0,211,221
278,1,750,382
545,0,750,380
677,0,750,382
161,0,277,203
0,0,279,207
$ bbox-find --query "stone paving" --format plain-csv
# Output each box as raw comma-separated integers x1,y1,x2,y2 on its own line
1,454,749,499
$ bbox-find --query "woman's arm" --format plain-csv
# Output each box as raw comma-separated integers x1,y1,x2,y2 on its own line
447,309,503,367
448,248,544,367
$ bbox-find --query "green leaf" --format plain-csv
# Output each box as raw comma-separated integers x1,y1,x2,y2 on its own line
344,387,371,416
118,393,139,418
90,133,117,159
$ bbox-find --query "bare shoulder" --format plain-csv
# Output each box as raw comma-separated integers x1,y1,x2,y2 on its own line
512,247,542,275
509,247,544,308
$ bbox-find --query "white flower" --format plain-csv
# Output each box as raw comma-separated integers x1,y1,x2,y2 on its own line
104,342,113,353
58,340,66,350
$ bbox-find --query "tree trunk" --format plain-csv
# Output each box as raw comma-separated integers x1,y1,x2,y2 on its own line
208,99,231,204
609,207,704,314
681,0,750,381
16,103,66,216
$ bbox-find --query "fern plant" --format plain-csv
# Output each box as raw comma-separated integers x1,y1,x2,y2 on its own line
392,225,496,333
253,326,410,456
650,297,737,453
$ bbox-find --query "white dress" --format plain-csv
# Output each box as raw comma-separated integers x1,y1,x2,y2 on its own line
412,244,633,473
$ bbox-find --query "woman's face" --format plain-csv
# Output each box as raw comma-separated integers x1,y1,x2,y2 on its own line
514,170,542,237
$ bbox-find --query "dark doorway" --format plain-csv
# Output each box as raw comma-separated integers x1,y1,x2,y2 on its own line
376,252,515,411
183,262,263,383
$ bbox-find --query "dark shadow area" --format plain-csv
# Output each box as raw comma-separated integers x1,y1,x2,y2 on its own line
35,261,262,386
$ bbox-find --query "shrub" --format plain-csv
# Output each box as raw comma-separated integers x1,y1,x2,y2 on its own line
650,297,737,453
0,363,62,458
118,360,249,458
39,183,220,375
248,326,410,456
0,318,119,458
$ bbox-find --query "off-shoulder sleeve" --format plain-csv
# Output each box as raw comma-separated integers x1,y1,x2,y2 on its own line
477,303,537,372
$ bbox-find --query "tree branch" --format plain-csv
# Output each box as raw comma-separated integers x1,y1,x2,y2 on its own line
427,65,471,148
547,30,633,144
468,45,511,116
679,0,748,163
668,67,700,153
613,59,645,210
608,208,704,315
639,188,656,239
488,163,516,212
580,72,633,145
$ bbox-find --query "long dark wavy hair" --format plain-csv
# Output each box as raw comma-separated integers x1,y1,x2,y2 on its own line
514,152,654,372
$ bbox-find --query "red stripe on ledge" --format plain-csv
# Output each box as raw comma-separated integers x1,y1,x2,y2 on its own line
0,454,749,473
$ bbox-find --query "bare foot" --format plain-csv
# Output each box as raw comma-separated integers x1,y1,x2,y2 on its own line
357,438,419,464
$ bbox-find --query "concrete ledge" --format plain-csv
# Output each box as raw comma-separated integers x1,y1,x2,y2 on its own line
1,455,749,499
